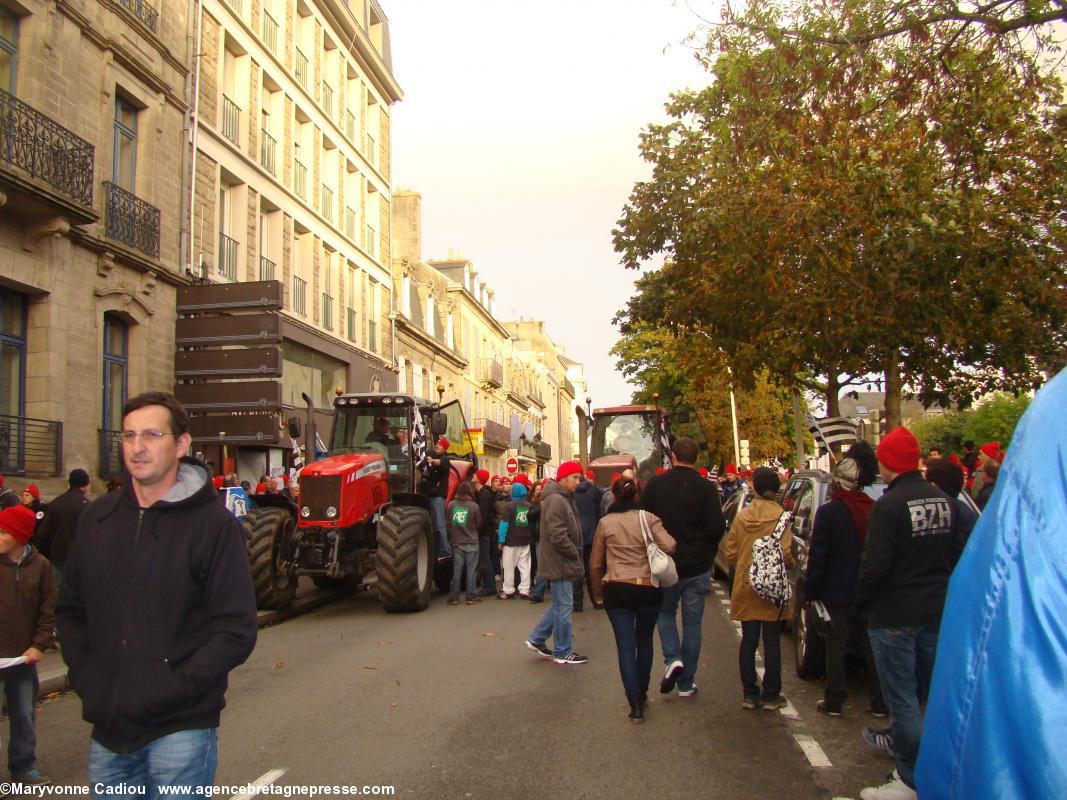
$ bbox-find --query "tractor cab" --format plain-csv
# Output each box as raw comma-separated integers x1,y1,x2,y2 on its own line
586,405,668,485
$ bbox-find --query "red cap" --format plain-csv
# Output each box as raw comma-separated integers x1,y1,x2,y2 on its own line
212,475,225,490
437,437,450,451
699,468,709,478
585,470,596,480
514,474,532,488
725,463,737,476
556,461,583,481
610,472,622,482
475,469,490,484
948,454,961,464
656,467,667,475
980,442,1001,461
25,484,40,501
0,505,37,546
877,426,922,474
255,482,266,493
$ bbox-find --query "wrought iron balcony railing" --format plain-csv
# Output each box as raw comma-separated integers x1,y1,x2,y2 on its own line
221,95,241,145
260,128,277,175
98,428,124,480
295,49,309,89
105,182,160,257
346,307,357,343
218,232,238,279
293,158,308,200
534,439,552,462
224,0,243,16
320,184,333,222
322,83,334,118
480,358,504,388
0,89,95,207
474,418,510,449
259,256,276,281
345,206,356,239
346,110,356,142
293,276,307,314
261,10,279,53
117,0,159,32
321,293,333,330
0,413,62,476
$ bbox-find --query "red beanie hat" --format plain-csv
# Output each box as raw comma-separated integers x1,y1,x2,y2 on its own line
25,484,40,501
656,467,667,475
555,461,582,481
699,467,709,478
725,463,737,476
255,482,266,493
515,474,532,488
585,470,596,480
980,442,1001,461
475,469,490,484
948,454,961,464
610,472,622,483
877,426,922,474
212,475,224,490
437,437,450,451
0,504,37,546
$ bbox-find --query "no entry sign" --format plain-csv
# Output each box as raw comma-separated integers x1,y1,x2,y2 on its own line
506,457,519,475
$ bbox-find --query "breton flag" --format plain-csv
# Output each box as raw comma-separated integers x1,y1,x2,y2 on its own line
805,414,859,455
411,405,430,475
656,413,673,470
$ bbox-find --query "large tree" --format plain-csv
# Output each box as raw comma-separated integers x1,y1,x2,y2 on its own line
614,0,1067,428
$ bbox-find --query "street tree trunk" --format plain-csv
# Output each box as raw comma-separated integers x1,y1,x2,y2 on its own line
884,353,902,431
825,373,841,417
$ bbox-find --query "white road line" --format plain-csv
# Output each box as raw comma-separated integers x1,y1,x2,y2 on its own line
794,734,833,768
719,598,731,606
779,699,800,720
230,769,287,800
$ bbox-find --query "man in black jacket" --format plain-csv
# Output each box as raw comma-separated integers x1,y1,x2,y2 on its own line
857,426,961,800
34,468,91,589
641,438,724,697
56,392,257,795
473,469,498,596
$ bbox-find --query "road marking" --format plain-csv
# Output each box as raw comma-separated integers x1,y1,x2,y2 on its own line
719,598,731,606
230,769,287,800
779,699,800,720
793,734,833,768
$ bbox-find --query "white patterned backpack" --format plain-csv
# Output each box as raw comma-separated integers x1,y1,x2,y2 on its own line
748,510,793,608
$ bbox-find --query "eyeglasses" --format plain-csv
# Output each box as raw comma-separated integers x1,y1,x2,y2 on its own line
120,429,175,445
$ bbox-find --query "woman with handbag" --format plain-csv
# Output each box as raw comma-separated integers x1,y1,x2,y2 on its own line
725,467,794,710
589,476,677,723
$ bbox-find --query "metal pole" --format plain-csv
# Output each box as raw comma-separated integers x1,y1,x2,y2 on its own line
792,392,806,469
729,382,740,468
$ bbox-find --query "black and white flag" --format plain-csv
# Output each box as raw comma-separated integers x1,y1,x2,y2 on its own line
411,405,430,475
805,414,859,455
656,413,672,470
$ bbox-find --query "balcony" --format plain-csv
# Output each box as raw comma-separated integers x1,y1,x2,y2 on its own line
479,358,504,388
104,182,160,258
346,307,357,343
224,0,243,16
293,276,307,314
534,439,552,463
218,232,238,279
293,158,308,200
259,256,276,281
98,429,124,480
344,206,356,239
260,129,277,175
221,95,241,146
320,184,334,222
261,10,279,53
295,49,309,90
475,418,510,450
346,110,356,142
527,388,544,408
562,377,576,398
0,89,95,211
367,318,377,352
117,0,159,32
322,83,334,118
364,223,376,258
321,293,333,330
365,132,376,167
0,414,62,476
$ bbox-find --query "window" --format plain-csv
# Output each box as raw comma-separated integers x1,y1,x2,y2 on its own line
102,314,128,431
113,97,138,192
425,295,435,337
0,10,17,95
397,357,406,392
218,183,238,280
367,279,379,352
345,263,359,343
0,290,25,473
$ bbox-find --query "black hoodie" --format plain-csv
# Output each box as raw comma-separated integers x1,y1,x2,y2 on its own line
56,457,257,753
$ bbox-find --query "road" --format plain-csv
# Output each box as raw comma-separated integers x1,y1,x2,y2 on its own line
29,579,895,800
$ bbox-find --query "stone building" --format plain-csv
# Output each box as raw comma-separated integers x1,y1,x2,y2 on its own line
0,0,188,494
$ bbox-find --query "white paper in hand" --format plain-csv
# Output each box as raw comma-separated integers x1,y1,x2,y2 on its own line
0,656,29,670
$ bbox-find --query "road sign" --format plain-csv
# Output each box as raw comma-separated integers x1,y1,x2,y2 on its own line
506,457,519,475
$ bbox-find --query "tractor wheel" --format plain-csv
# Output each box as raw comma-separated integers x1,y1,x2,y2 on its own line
243,508,298,610
376,506,433,612
793,585,826,680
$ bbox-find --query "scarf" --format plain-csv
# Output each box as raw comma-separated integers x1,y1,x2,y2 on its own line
834,488,875,545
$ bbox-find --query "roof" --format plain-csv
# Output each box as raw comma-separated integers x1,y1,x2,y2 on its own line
838,391,930,421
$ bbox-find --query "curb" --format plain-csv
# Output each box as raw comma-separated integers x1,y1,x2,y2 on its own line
38,589,343,699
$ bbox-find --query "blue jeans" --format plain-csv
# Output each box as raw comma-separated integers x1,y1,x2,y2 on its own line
657,571,710,691
90,728,218,800
868,625,940,789
449,545,479,600
740,620,782,700
1,663,38,775
529,580,574,658
606,606,659,700
429,497,450,556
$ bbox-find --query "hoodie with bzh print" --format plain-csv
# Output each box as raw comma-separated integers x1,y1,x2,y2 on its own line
447,499,481,548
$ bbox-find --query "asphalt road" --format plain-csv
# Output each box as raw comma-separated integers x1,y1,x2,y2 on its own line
27,579,896,800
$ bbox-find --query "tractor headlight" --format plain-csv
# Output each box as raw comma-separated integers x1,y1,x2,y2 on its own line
300,506,311,518
325,506,338,519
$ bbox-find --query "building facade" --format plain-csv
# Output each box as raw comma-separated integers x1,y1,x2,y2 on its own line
0,0,187,494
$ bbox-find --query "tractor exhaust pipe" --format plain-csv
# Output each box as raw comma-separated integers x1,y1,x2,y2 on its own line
301,392,317,462
575,403,589,467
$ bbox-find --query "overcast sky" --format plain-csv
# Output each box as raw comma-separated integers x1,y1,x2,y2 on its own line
386,0,713,404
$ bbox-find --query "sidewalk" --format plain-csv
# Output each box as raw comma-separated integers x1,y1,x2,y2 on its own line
37,579,342,698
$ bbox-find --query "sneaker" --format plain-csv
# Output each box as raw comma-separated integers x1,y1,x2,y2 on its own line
762,695,787,710
518,593,531,600
660,659,684,694
742,696,761,710
863,726,895,758
677,684,698,698
859,771,917,800
525,639,552,659
529,595,544,603
816,699,843,717
465,596,481,605
553,651,589,665
13,771,52,787
870,701,890,718
447,598,460,606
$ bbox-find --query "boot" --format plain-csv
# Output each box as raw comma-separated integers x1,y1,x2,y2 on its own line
628,696,645,723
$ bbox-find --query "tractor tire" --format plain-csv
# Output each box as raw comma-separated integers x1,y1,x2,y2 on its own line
793,585,826,680
243,507,298,610
376,506,433,612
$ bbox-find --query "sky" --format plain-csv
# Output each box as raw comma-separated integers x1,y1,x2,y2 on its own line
385,0,714,404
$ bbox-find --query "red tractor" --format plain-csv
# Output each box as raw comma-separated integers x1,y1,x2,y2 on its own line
245,393,477,613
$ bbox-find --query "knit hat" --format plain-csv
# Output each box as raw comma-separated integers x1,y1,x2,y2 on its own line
68,468,91,488
833,458,861,491
555,461,582,481
753,466,780,497
877,426,921,474
24,484,40,501
725,463,737,476
514,474,532,489
475,469,490,484
0,504,37,545
656,467,667,475
699,467,709,478
437,437,450,451
212,475,225,490
255,482,266,493
585,470,596,481
610,472,622,483
948,454,961,464
980,442,1001,461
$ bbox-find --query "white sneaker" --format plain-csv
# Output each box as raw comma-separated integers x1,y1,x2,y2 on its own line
860,771,917,800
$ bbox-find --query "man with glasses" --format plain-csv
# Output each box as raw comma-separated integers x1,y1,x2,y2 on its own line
56,392,257,799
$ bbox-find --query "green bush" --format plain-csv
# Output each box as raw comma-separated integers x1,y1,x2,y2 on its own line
963,394,1031,449
910,411,968,456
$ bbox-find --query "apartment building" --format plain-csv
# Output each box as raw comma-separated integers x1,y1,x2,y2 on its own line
0,0,187,492
184,0,400,479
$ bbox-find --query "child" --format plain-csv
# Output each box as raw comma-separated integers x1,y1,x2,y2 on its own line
0,504,56,787
497,482,534,599
447,481,482,605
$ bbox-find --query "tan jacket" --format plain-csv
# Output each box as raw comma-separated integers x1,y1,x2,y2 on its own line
589,509,676,601
725,497,794,622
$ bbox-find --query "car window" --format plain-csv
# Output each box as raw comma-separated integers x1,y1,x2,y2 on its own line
780,479,805,512
793,481,816,531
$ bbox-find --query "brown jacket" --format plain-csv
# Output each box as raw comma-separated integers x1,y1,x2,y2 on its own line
0,545,56,657
726,497,794,622
589,508,676,601
535,481,584,581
